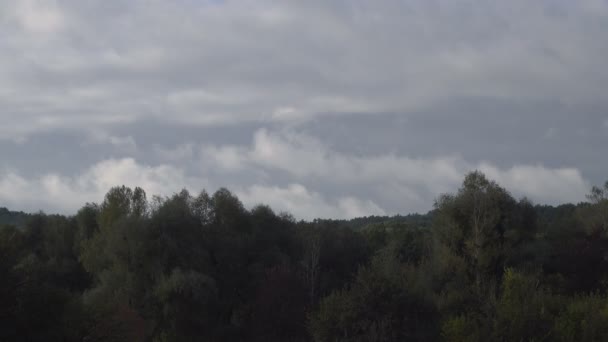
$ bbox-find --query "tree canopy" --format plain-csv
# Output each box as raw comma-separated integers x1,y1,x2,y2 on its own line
1,171,607,341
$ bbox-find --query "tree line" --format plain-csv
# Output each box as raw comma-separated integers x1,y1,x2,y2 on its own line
1,171,608,341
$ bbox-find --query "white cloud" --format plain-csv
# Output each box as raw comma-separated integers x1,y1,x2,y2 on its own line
204,128,465,191
14,0,66,34
0,132,592,218
201,145,246,171
478,163,589,205
0,158,206,213
236,183,386,220
203,128,591,212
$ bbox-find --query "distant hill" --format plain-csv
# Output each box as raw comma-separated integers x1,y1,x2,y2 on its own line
0,207,31,227
0,203,586,231
311,211,435,230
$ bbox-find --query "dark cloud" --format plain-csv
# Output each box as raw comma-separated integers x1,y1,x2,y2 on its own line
0,0,606,218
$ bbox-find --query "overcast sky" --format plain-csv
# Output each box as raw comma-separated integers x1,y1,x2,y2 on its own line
1,0,607,219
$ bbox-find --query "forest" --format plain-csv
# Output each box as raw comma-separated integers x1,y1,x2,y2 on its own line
2,171,608,341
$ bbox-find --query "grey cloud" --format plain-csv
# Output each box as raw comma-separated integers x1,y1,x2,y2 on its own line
0,0,606,218
2,0,608,138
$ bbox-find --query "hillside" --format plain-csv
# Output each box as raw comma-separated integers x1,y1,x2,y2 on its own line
0,207,30,227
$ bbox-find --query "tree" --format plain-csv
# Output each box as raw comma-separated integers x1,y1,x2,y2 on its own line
302,228,322,306
152,269,219,341
310,249,439,341
432,171,518,331
553,293,608,342
247,264,308,341
493,269,554,341
579,180,608,234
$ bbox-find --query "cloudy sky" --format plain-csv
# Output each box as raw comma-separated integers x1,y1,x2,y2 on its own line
1,0,607,219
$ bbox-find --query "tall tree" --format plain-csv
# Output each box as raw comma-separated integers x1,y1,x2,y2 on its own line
433,171,517,324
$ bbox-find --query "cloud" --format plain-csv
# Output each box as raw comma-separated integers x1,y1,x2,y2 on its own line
153,143,195,162
478,163,589,205
204,128,464,190
0,1,604,218
83,130,137,152
0,128,592,219
0,158,206,213
1,1,607,141
203,128,466,191
203,128,591,212
13,0,66,34
236,183,386,220
201,145,247,171
0,150,391,219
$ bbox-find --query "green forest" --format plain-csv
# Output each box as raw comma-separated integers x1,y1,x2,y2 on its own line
2,171,608,341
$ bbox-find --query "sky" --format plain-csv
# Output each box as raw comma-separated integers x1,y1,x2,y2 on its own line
1,0,607,220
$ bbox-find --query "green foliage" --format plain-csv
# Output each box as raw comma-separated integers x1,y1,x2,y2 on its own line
310,229,439,342
434,172,516,282
2,174,608,341
152,268,219,340
577,181,608,235
311,258,439,341
494,269,555,341
553,294,608,342
432,171,519,323
0,215,90,341
441,314,480,342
